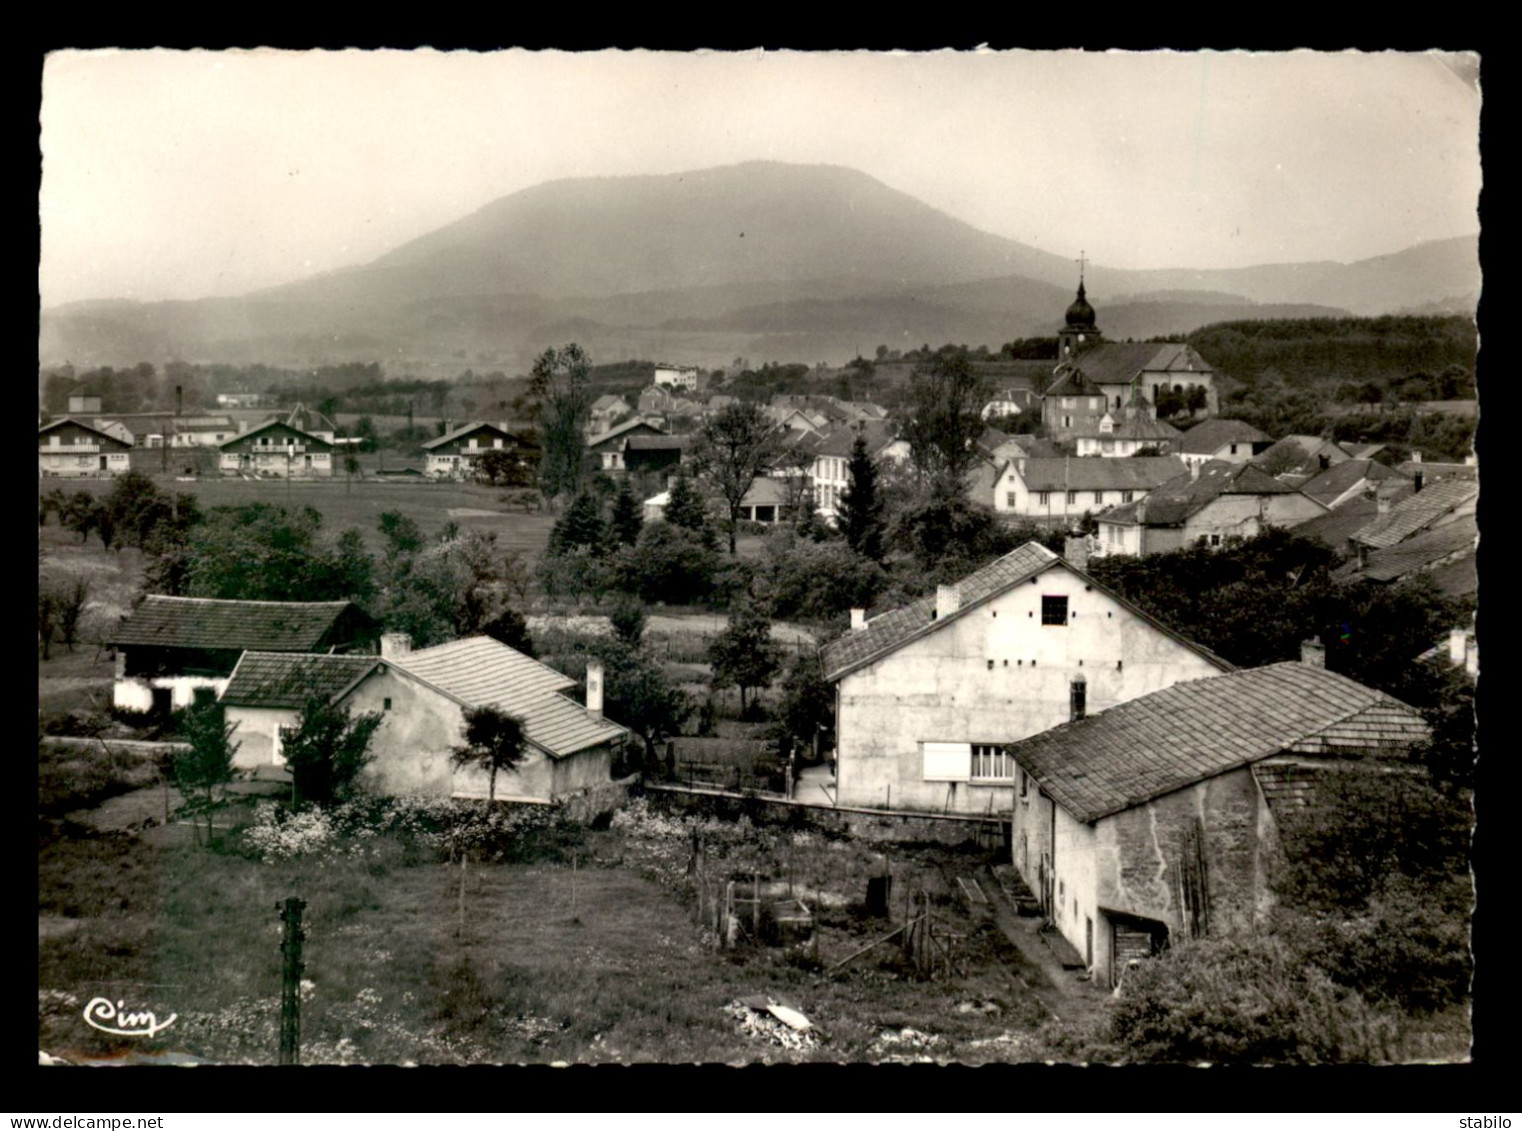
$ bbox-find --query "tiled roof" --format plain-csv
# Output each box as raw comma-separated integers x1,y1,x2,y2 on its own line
820,541,1232,682
422,421,530,451
1352,478,1478,549
1342,513,1477,583
1013,456,1187,493
38,417,134,449
1427,554,1479,598
1106,415,1183,442
591,394,629,412
1003,437,1064,460
585,418,669,451
1009,662,1430,823
1290,483,1416,550
626,434,689,452
1396,461,1478,481
111,596,364,651
1064,342,1215,387
1044,368,1103,397
1299,459,1409,508
392,636,626,758
740,477,792,507
1253,435,1352,476
1179,418,1272,455
219,419,334,452
1100,461,1307,527
812,421,898,459
221,652,380,709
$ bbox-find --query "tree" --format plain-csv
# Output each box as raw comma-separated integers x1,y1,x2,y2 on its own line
708,599,782,714
379,511,424,558
37,590,59,660
62,491,99,545
282,694,384,807
482,605,536,656
55,577,90,653
609,592,648,645
547,492,607,558
615,521,718,606
475,447,522,487
837,435,886,562
899,352,990,484
609,479,644,546
599,641,692,771
530,344,594,503
173,702,240,846
664,467,715,547
773,650,836,762
689,400,786,555
451,704,527,803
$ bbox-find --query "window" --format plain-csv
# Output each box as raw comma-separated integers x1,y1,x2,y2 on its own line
1020,769,1029,798
1066,491,1078,505
1042,595,1069,625
383,698,392,711
1063,397,1074,409
1036,491,1050,507
1122,490,1134,504
1229,443,1238,455
972,744,1012,780
1093,491,1104,505
1210,534,1222,547
1006,492,1016,508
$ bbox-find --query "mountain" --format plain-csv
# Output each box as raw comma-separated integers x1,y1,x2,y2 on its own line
39,162,1478,370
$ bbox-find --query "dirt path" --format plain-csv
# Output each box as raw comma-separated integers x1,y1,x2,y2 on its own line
984,885,1110,1028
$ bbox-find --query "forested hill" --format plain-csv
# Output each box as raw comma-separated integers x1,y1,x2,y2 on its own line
1188,315,1477,390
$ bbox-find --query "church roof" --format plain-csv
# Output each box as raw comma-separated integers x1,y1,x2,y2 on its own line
1059,342,1216,388
1065,282,1098,330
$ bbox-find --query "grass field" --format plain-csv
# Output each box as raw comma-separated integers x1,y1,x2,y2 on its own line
38,804,1049,1066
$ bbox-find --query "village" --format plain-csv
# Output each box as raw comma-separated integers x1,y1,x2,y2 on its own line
37,280,1478,1067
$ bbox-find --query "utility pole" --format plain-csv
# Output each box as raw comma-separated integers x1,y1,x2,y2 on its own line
277,897,307,1065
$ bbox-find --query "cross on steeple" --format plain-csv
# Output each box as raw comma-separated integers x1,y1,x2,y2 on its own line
1076,250,1087,285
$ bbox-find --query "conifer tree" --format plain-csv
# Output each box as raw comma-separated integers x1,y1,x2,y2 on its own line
610,478,644,546
663,468,715,548
548,491,607,557
837,435,886,561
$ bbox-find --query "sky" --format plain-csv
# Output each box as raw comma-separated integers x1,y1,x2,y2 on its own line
39,48,1482,309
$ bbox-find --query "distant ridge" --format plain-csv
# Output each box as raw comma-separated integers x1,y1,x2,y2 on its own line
40,162,1479,369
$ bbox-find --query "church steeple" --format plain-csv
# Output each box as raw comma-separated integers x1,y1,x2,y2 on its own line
1057,251,1101,361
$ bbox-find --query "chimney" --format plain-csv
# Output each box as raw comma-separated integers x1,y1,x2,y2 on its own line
586,657,604,720
1189,461,1200,481
1136,496,1148,525
1464,454,1477,467
1448,626,1467,666
1411,450,1422,464
380,632,412,660
935,584,961,620
1318,453,1331,471
1414,470,1424,494
1377,494,1391,516
1069,675,1087,722
1300,636,1326,669
1064,536,1089,573
850,608,867,632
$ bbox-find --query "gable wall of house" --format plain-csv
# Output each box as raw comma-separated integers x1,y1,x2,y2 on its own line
1179,493,1326,546
997,467,1154,520
835,569,1224,812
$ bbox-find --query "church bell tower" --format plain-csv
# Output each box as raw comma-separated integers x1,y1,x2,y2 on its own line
1057,253,1102,361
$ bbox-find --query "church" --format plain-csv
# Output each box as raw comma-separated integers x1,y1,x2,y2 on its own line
1041,274,1218,444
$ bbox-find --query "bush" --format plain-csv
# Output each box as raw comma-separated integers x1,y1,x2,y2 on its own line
616,522,719,606
764,537,886,623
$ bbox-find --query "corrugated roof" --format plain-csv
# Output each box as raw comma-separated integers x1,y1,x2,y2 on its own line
111,596,363,651
392,636,626,758
1352,478,1478,549
221,652,380,708
1179,418,1272,455
1009,663,1430,823
1013,456,1187,492
1342,514,1478,583
820,541,1232,682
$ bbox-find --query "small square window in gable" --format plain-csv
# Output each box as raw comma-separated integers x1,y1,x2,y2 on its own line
1041,595,1068,626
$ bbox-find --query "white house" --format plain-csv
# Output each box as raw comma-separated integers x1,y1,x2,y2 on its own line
220,634,628,804
39,418,133,477
653,365,700,391
1178,419,1274,468
820,541,1233,816
421,422,537,480
1073,412,1183,458
995,456,1187,522
219,420,335,478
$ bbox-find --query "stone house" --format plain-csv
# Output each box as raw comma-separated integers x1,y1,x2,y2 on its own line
819,542,1233,816
109,596,378,713
1091,459,1328,558
1006,658,1430,987
220,634,627,804
39,417,133,477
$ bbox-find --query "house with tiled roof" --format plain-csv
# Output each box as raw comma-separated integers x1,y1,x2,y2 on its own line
220,634,627,804
422,422,538,481
994,456,1187,522
586,418,671,473
588,394,633,436
1396,455,1478,484
1074,410,1183,458
109,596,378,713
806,421,906,520
1005,658,1430,986
1335,514,1478,597
1290,481,1416,553
1252,435,1354,484
1298,458,1411,510
218,419,336,478
981,389,1038,421
1178,419,1274,468
820,541,1233,816
1092,460,1328,558
1039,367,1109,442
39,417,133,477
1348,476,1477,555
